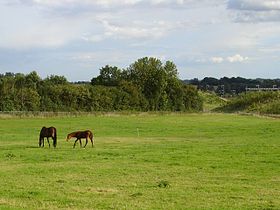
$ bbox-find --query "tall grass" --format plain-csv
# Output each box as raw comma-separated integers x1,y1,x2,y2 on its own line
216,91,280,114
199,91,227,111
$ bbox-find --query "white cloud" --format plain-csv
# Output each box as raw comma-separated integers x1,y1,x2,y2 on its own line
227,54,249,63
228,0,280,11
228,0,280,22
101,20,177,40
26,0,142,8
0,0,212,50
1,0,279,80
0,3,93,50
211,57,224,63
8,0,224,11
210,55,249,64
70,51,139,67
80,19,179,43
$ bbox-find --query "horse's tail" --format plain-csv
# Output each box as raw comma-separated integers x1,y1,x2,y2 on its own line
90,130,95,146
53,128,57,148
89,131,93,140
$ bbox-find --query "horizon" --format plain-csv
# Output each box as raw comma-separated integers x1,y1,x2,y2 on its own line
1,1,280,81
1,69,280,83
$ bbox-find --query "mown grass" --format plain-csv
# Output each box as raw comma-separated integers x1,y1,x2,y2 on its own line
0,113,279,209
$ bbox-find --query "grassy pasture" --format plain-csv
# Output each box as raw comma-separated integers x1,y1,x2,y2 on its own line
0,113,279,209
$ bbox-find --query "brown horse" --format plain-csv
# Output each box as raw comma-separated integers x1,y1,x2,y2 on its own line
66,130,94,148
39,126,57,148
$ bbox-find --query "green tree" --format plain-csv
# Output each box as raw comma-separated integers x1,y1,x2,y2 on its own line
25,71,41,89
45,75,68,85
89,86,116,111
117,81,148,110
182,85,203,111
125,57,167,110
91,65,122,86
15,88,40,111
76,85,92,111
0,75,17,111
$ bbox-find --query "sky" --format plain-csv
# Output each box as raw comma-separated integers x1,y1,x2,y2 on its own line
0,0,280,81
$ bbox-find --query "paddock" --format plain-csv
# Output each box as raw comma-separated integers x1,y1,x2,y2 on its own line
0,114,279,209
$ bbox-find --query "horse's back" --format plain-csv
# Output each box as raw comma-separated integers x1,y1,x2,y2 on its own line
72,130,93,139
40,126,56,138
49,127,56,134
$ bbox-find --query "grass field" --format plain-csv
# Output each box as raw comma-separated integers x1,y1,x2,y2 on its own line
0,113,279,209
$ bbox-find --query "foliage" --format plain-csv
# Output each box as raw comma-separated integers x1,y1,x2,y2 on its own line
182,85,203,111
44,75,68,85
125,57,167,110
91,65,122,86
199,91,227,111
216,91,280,114
0,57,203,112
188,76,280,95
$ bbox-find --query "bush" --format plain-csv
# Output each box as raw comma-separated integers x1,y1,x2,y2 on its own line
216,91,280,114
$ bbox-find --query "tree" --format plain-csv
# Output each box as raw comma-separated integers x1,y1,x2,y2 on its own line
125,57,167,110
163,61,183,110
45,75,68,85
164,60,178,79
117,81,148,110
0,75,17,111
182,85,203,111
89,86,117,111
25,71,41,89
91,65,122,86
0,58,204,112
15,88,40,111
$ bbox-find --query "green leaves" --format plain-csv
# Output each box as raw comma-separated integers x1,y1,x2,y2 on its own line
0,57,203,112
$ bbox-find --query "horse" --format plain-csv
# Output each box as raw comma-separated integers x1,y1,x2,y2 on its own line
39,126,57,148
66,130,94,148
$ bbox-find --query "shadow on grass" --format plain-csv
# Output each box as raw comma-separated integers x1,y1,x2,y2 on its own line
25,146,39,149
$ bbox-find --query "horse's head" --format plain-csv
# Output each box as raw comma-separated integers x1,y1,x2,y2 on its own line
66,134,71,141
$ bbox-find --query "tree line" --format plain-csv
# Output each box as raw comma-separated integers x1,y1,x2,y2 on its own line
0,57,203,112
187,77,280,96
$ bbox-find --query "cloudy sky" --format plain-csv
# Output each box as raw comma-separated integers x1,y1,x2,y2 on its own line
0,0,280,81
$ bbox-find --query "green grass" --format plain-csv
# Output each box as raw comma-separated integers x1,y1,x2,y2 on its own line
216,91,280,114
0,113,279,209
199,91,227,111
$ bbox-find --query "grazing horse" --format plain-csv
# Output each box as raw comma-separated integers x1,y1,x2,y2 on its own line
39,126,57,148
66,130,94,148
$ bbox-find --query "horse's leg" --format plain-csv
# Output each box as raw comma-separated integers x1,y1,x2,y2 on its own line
73,138,79,148
47,138,50,148
79,139,82,148
84,138,88,148
42,138,44,147
90,136,94,147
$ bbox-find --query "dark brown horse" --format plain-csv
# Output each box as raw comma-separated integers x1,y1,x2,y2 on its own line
66,130,94,148
39,126,57,148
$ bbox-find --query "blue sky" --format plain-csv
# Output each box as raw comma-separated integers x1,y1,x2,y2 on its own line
0,0,280,81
